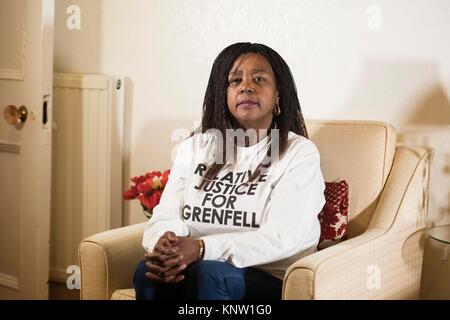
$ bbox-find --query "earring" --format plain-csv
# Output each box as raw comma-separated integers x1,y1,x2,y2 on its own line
273,103,281,116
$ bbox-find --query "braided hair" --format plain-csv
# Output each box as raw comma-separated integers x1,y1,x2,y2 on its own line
190,42,308,189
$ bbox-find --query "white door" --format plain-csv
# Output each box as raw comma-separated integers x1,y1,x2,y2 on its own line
0,0,54,299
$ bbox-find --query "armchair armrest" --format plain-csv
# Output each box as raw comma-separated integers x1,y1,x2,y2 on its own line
283,145,432,299
78,222,147,300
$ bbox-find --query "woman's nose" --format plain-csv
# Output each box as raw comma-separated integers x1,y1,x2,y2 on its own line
239,80,254,94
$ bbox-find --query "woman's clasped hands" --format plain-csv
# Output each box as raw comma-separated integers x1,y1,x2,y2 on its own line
144,231,200,283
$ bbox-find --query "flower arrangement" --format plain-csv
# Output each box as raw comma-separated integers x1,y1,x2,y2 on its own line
123,170,170,219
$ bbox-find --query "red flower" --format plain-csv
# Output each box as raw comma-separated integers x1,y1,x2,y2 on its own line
123,185,138,200
160,170,170,186
131,174,146,185
137,180,153,194
123,169,171,219
137,190,162,211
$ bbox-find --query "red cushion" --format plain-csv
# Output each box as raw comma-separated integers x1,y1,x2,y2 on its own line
317,180,349,250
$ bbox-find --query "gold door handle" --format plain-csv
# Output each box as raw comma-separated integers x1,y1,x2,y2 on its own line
3,105,28,125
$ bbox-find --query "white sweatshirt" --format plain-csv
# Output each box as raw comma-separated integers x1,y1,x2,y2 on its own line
142,130,326,279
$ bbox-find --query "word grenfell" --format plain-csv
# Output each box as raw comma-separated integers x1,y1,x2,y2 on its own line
182,204,260,228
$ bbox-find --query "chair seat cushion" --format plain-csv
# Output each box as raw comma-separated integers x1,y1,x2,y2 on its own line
111,288,136,300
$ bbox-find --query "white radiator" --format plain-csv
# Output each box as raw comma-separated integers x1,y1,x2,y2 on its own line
50,73,124,283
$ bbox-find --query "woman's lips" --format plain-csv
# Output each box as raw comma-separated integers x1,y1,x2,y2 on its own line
238,102,258,108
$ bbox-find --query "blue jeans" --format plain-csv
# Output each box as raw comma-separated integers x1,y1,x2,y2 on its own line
133,259,283,300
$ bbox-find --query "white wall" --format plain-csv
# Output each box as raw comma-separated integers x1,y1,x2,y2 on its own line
54,0,450,226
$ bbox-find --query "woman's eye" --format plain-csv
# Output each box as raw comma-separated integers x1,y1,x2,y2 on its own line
229,77,265,85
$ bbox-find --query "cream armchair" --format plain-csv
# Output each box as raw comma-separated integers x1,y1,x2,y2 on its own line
79,120,433,300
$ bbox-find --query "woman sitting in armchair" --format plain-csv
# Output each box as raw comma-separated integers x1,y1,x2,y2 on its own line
133,42,326,300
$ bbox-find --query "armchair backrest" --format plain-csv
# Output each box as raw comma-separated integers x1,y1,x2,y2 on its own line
305,120,397,237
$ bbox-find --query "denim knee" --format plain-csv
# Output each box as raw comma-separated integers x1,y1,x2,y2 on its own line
185,261,229,281
133,260,148,289
183,261,245,300
133,259,148,286
187,260,219,274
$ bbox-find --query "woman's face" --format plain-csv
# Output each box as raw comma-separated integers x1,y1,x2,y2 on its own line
227,53,279,131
